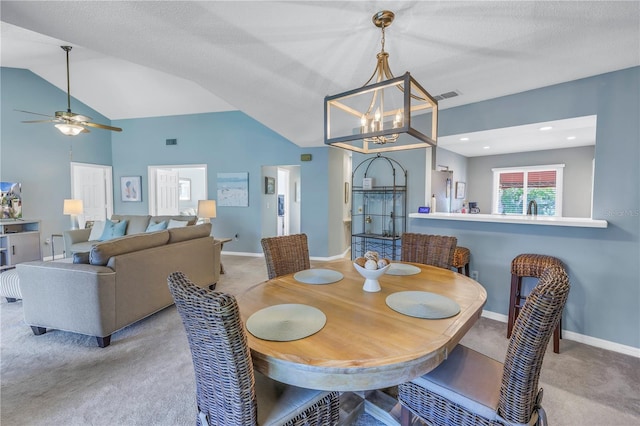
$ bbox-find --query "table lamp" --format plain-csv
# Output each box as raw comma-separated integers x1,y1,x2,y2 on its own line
197,200,217,224
63,199,84,230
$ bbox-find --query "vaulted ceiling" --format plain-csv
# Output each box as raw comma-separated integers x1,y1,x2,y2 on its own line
1,1,639,150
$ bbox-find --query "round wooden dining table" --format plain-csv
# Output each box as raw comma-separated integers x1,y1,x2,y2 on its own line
236,258,487,392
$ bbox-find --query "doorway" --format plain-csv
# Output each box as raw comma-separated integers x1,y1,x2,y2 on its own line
70,162,113,228
261,165,300,238
277,168,290,236
147,165,207,216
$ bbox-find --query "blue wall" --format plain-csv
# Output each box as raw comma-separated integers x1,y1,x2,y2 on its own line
410,67,640,349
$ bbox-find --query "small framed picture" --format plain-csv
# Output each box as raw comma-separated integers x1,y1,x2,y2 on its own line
456,181,466,199
265,176,275,194
121,176,142,202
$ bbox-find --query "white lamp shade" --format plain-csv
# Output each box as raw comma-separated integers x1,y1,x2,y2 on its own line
198,200,217,219
63,199,84,215
55,123,85,136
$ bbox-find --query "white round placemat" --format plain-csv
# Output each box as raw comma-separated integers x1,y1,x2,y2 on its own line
386,291,461,319
246,304,326,341
294,269,344,285
386,263,421,276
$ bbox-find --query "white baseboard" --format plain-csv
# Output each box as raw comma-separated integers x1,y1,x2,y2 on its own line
222,251,263,258
481,310,640,358
222,250,351,261
481,309,508,323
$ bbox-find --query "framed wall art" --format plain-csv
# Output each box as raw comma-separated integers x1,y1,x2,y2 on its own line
455,181,466,199
121,176,142,202
217,172,249,207
265,176,275,194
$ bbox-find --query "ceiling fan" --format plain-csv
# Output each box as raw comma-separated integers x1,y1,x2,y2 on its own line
17,45,122,136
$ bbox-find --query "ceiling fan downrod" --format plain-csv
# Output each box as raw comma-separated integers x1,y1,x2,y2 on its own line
61,45,73,113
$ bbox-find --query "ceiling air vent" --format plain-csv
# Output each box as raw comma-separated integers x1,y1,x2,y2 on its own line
433,90,461,101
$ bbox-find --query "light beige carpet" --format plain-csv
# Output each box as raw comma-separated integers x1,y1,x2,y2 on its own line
1,254,638,425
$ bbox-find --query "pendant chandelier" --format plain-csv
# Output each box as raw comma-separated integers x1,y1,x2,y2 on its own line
324,10,438,154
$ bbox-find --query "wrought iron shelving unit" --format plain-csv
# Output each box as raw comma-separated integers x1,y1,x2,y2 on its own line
351,155,407,260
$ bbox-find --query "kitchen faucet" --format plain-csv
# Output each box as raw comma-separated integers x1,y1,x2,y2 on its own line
527,200,538,216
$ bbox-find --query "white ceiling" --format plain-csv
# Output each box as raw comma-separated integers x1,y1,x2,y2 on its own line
439,115,597,157
1,1,638,150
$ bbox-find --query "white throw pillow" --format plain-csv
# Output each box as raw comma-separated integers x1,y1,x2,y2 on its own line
88,221,106,241
167,219,188,229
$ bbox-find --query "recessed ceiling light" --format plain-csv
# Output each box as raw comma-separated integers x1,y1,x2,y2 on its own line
483,146,490,150
567,136,576,140
460,137,469,141
539,126,553,131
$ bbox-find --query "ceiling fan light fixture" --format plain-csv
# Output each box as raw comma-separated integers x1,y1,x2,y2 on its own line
55,122,85,136
324,10,438,154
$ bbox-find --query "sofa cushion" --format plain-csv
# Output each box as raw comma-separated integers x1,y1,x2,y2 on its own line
154,215,197,226
90,230,170,266
168,223,212,244
168,219,190,229
111,215,152,235
88,220,106,241
146,220,168,232
99,219,128,241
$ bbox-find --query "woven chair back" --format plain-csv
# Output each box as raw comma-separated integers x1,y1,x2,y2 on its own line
261,233,311,279
401,233,457,269
498,265,570,423
511,253,564,278
168,271,258,426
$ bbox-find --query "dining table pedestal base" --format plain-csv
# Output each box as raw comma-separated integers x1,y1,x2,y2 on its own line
338,389,404,426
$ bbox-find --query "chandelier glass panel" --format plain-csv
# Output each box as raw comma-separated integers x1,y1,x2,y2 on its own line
324,11,438,154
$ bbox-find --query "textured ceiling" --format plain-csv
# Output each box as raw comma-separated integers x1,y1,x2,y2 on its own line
1,1,639,150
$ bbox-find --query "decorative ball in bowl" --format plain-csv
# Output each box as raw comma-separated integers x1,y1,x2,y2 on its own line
353,262,391,292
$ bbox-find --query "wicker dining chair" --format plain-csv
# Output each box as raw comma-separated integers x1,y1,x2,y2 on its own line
401,233,458,270
261,233,311,279
398,265,570,426
168,271,340,426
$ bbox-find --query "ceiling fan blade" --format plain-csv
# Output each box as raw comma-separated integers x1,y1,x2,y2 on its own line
21,119,57,124
15,109,55,118
82,121,123,132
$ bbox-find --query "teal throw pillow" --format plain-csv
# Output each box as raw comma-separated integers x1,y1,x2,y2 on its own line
146,220,167,232
99,219,128,241
72,252,90,264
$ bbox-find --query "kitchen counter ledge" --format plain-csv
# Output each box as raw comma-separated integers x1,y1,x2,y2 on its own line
409,212,608,228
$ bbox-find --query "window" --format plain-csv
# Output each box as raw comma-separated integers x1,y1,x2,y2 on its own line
492,164,564,216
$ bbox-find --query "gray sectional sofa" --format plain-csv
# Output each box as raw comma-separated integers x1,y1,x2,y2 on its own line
17,222,220,347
